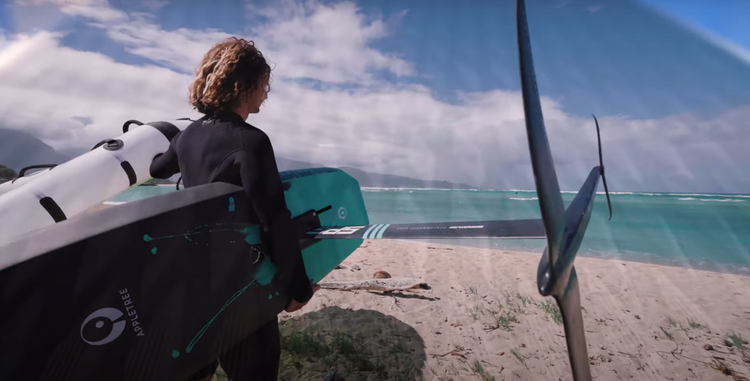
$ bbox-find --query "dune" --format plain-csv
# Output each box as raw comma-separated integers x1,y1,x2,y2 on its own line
272,240,750,381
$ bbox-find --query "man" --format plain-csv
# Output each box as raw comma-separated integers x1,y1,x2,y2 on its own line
150,37,319,381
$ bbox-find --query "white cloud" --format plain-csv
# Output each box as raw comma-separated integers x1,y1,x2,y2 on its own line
0,0,748,194
46,0,415,83
13,0,167,11
0,31,198,147
48,3,229,73
246,0,415,83
12,0,104,6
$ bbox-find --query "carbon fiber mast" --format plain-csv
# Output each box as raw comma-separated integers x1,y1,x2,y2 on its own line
516,1,612,380
516,0,566,265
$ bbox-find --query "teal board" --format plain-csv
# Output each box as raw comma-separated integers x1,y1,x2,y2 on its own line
276,168,368,283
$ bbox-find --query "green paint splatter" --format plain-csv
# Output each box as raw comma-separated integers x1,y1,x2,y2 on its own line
228,197,235,212
254,258,277,285
275,291,279,296
181,258,277,355
144,222,284,358
242,226,261,245
268,294,273,299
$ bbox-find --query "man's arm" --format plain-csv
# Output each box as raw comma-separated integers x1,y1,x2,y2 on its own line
149,132,181,179
232,133,314,305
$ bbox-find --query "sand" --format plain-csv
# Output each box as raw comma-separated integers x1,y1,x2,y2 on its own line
271,240,750,381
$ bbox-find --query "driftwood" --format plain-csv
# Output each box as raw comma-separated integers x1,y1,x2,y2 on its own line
318,277,430,292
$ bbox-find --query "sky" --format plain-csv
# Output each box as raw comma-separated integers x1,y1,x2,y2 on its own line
0,0,749,194
638,0,750,65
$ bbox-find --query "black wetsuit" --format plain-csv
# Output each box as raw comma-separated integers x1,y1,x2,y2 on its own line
149,110,313,380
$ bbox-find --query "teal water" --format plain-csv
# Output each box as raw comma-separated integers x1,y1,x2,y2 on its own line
109,186,750,276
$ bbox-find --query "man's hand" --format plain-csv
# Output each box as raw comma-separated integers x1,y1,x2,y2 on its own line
285,284,321,313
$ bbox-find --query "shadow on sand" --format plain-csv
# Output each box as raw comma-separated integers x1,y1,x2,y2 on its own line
276,306,427,381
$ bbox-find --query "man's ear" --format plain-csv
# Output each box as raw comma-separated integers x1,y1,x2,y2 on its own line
235,89,254,106
238,89,250,102
244,86,261,100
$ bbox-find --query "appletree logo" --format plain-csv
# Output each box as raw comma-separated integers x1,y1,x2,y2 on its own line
80,288,145,346
80,307,127,346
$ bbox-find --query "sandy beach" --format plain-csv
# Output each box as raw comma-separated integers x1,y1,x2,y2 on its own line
258,240,750,381
82,202,750,380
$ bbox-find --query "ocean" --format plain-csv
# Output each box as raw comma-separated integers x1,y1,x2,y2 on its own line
109,186,750,276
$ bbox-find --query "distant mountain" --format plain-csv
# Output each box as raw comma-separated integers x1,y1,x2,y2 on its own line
338,166,477,189
276,157,322,172
58,147,90,159
0,164,17,184
0,129,477,189
0,129,72,171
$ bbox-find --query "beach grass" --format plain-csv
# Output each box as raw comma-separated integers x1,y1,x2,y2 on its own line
208,239,749,381
724,331,748,352
688,318,708,330
470,359,495,381
537,299,563,325
279,330,391,378
510,348,528,369
666,316,677,327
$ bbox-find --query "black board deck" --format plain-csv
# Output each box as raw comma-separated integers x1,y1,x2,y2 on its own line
0,182,309,381
308,219,545,240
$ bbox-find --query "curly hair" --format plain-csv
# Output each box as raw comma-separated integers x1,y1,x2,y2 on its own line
188,37,272,116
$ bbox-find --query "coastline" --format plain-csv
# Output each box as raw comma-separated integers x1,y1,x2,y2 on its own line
91,200,750,277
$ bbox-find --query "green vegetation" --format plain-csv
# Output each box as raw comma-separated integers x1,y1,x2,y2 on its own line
503,291,531,315
666,316,677,327
475,291,536,332
724,331,747,352
484,307,519,332
687,318,707,330
470,304,483,321
469,290,569,332
511,348,528,369
220,326,423,381
538,299,563,325
280,330,388,375
660,326,674,341
470,360,495,381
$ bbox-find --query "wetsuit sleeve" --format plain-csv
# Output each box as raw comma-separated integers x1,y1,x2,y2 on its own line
149,132,181,179
231,134,314,305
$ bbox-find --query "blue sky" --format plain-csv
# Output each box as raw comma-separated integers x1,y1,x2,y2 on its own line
1,0,749,193
6,0,750,120
638,0,750,52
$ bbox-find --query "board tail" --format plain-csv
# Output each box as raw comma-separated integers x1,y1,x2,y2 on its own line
516,1,612,380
